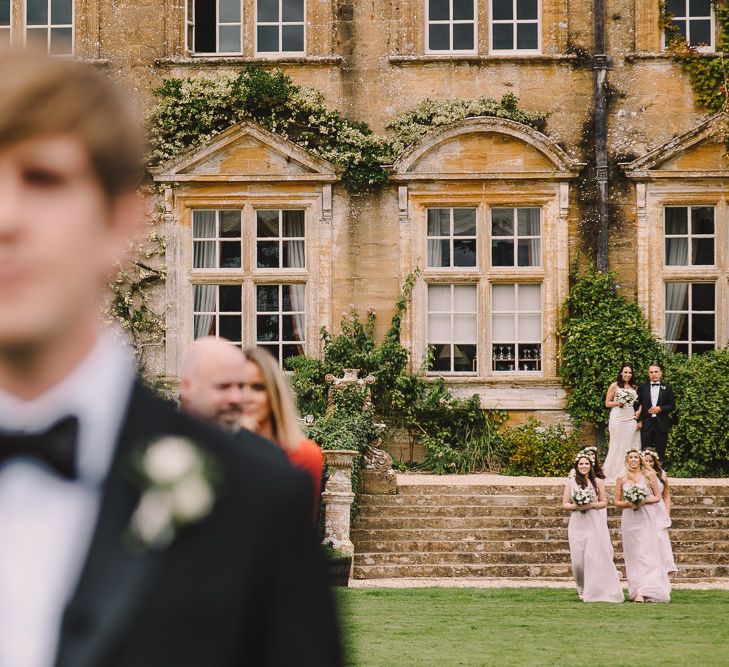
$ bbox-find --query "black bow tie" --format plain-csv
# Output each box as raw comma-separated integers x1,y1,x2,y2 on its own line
651,383,661,387
0,416,79,480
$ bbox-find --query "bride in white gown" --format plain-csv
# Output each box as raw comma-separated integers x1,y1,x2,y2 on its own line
603,364,642,482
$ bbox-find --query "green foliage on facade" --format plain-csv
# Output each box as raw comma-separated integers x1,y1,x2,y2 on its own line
148,66,547,193
502,419,580,477
664,349,729,476
558,263,665,429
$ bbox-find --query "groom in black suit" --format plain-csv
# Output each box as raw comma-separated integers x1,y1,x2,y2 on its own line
0,51,341,666
634,363,676,461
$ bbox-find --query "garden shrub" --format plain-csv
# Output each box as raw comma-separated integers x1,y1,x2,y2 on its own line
503,419,579,477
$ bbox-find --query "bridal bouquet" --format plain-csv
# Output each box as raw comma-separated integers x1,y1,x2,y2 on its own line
615,387,637,407
623,485,647,506
571,487,596,512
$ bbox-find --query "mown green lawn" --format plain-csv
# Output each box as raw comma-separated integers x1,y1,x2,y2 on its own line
337,588,729,667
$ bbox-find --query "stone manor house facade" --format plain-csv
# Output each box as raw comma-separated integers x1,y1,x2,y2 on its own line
6,0,727,424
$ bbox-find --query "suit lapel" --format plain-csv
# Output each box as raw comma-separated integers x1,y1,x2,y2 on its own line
55,382,172,667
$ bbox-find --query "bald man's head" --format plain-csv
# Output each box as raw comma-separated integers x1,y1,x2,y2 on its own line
179,337,247,430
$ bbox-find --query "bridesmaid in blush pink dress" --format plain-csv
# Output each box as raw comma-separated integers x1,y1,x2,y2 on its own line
615,449,671,603
643,449,678,577
563,454,624,603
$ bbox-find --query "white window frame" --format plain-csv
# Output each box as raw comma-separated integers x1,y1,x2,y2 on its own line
186,0,243,55
663,281,716,356
192,209,243,270
255,0,306,56
490,206,542,268
427,283,478,375
489,0,541,55
255,208,306,271
490,282,542,373
663,205,715,267
426,207,478,268
25,0,74,55
662,0,715,53
255,282,307,367
192,283,244,345
185,0,195,53
425,0,478,54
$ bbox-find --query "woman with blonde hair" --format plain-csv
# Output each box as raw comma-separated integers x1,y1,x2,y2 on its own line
614,449,670,602
240,347,324,521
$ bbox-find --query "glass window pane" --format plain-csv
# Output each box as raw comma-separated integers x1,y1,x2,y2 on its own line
257,210,279,237
692,238,714,265
429,23,450,50
665,342,688,354
194,284,217,311
430,344,451,371
282,284,304,311
689,0,711,17
220,242,241,268
517,0,538,20
453,344,476,372
492,23,513,50
670,19,687,41
692,283,715,309
454,239,476,266
193,212,216,238
257,284,279,311
518,284,541,310
219,0,241,22
51,0,73,24
453,209,476,236
492,209,514,235
428,239,450,267
257,25,279,51
517,208,540,236
257,315,279,341
518,313,541,340
257,241,279,268
219,25,241,52
428,209,451,236
665,237,688,265
257,0,279,22
492,240,514,266
258,344,280,362
193,241,216,268
282,240,305,267
50,27,73,54
429,0,450,21
0,0,9,24
282,344,304,364
220,210,241,237
219,315,241,342
665,283,689,311
26,27,47,48
665,313,687,341
281,24,304,51
282,0,304,22
219,285,241,311
27,0,47,24
282,210,305,237
429,285,451,311
689,20,711,46
665,207,688,235
492,284,515,310
692,343,714,355
454,0,474,20
691,207,714,234
516,22,538,50
517,239,540,266
692,313,714,341
492,313,515,340
194,315,216,337
453,23,475,50
454,314,477,341
454,285,477,311
282,314,301,340
492,0,513,20
428,314,451,340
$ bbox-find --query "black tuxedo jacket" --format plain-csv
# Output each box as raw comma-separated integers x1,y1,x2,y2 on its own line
635,382,676,434
54,382,342,667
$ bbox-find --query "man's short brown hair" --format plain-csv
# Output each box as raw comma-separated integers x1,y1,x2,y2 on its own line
0,49,144,198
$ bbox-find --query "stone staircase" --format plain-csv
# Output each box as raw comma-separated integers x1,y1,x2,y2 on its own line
352,475,729,581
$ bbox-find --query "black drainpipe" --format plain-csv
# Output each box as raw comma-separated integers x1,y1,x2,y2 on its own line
593,0,610,271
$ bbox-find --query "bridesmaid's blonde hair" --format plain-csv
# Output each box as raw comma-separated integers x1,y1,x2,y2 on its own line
242,347,304,453
623,448,652,477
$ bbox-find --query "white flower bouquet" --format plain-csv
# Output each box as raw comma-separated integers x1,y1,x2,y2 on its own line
571,487,596,512
615,387,637,407
623,485,647,506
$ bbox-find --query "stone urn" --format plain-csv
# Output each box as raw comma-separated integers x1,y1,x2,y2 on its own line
321,449,359,557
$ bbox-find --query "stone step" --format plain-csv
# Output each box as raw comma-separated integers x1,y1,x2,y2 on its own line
395,483,729,497
352,538,729,555
353,528,728,544
353,550,727,566
353,515,729,530
351,563,729,579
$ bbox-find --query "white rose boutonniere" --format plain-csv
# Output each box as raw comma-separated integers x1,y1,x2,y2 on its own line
128,436,219,551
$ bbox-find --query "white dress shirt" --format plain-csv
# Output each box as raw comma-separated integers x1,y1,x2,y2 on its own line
0,331,135,667
650,383,660,416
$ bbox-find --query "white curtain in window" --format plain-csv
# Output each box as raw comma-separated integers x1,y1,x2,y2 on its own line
289,284,306,343
194,284,216,338
193,211,217,268
664,282,689,343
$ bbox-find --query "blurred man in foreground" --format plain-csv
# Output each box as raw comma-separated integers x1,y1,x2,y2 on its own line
0,50,341,667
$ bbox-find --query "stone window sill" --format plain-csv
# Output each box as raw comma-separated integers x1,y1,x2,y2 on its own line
426,375,561,386
79,58,110,67
388,54,577,65
625,51,723,61
155,55,343,67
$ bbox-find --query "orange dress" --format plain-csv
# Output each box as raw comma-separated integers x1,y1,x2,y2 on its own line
286,439,324,522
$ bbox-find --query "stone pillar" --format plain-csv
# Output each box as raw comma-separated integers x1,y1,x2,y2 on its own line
321,449,359,556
